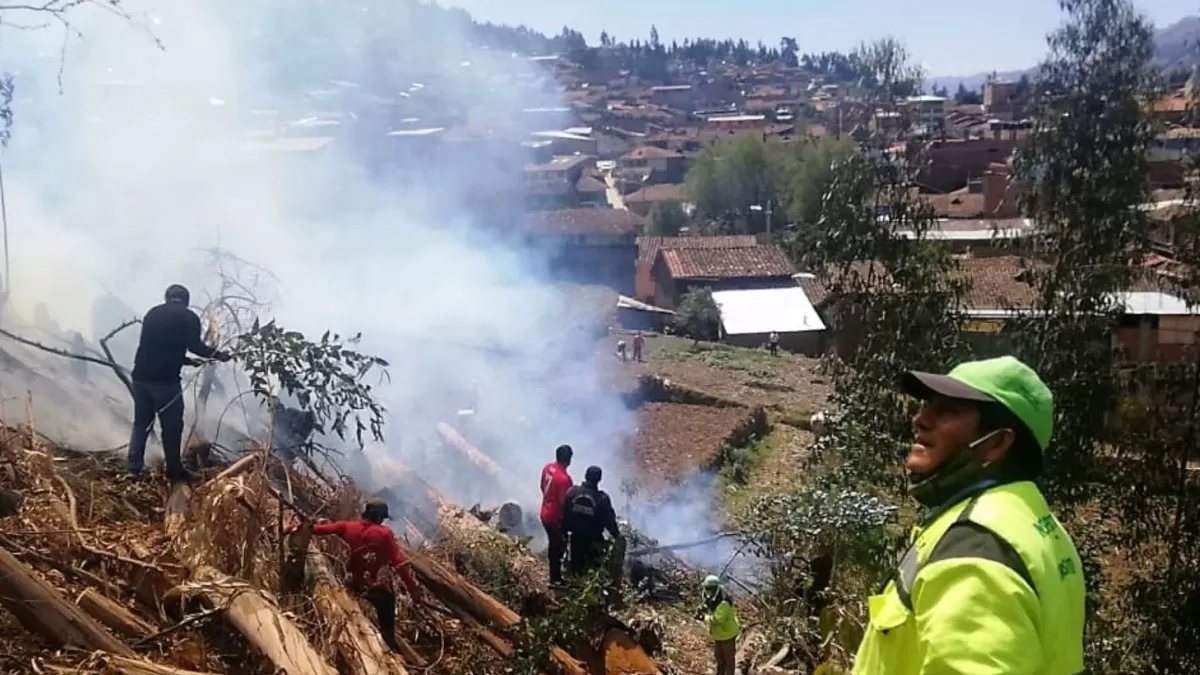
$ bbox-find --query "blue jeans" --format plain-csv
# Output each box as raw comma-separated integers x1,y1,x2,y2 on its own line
127,380,185,479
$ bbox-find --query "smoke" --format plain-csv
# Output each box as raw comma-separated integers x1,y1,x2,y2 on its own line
0,0,739,576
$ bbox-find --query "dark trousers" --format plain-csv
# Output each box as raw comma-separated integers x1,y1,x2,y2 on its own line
363,588,400,652
714,637,737,675
543,519,567,583
567,533,602,576
128,380,185,479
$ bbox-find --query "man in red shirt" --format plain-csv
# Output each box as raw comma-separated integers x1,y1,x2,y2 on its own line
540,444,574,585
632,332,645,363
289,497,422,653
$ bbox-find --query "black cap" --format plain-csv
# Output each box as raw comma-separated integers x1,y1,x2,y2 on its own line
164,284,190,305
900,371,995,403
363,497,390,521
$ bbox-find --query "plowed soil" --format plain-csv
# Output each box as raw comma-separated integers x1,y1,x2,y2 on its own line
628,403,758,486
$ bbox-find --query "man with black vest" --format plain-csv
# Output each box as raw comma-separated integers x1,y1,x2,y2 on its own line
562,465,622,577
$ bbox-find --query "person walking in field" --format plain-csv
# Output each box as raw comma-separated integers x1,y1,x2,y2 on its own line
632,332,645,362
853,356,1085,675
700,575,740,675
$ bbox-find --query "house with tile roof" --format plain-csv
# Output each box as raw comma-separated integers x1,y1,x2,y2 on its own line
797,255,1199,362
649,243,796,309
635,235,759,303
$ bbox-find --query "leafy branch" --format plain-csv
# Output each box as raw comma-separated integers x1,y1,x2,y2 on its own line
231,319,390,453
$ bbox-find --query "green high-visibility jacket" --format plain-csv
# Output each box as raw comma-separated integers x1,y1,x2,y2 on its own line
703,588,741,642
853,481,1086,675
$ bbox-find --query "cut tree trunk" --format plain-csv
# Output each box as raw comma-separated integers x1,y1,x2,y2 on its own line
435,423,524,495
307,551,410,675
402,545,587,675
734,627,767,675
48,655,217,675
76,588,155,639
0,545,134,656
166,479,336,675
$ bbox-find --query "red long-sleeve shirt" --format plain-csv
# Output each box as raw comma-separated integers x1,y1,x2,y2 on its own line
540,462,573,526
312,520,419,595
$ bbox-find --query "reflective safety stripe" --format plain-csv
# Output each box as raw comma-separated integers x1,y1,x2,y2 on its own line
895,491,986,611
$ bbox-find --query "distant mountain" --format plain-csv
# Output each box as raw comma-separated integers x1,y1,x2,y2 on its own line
929,14,1200,94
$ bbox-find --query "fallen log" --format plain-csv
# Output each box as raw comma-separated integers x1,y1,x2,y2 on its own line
403,546,587,675
0,545,134,655
308,550,410,675
435,422,526,497
166,477,336,675
734,627,768,675
48,655,216,675
76,588,155,639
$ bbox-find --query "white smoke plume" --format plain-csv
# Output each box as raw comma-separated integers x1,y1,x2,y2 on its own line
0,0,738,574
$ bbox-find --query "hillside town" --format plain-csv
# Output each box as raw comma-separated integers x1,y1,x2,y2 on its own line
244,46,1200,361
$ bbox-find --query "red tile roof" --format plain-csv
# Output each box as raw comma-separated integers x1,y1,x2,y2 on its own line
625,183,687,205
622,145,684,160
657,245,795,280
958,256,1038,310
926,192,989,218
525,209,645,235
637,235,758,266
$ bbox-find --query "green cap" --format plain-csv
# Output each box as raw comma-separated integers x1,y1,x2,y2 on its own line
900,356,1054,451
702,574,721,589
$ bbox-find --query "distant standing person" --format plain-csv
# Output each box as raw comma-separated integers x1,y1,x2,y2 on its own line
540,444,574,586
562,465,622,577
632,332,645,363
767,331,779,356
128,284,231,483
700,575,741,675
616,339,627,362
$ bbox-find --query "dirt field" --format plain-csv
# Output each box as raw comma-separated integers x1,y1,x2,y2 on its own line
626,403,764,487
606,334,833,416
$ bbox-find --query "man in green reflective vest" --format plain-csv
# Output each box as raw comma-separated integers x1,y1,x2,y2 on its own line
853,356,1086,675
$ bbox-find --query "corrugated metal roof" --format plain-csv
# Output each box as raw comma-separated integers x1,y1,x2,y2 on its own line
1117,291,1197,316
712,287,826,335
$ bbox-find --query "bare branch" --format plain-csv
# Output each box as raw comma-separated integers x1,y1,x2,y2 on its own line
0,320,137,400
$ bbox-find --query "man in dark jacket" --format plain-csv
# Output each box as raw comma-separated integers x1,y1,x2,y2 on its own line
127,284,230,482
562,465,623,577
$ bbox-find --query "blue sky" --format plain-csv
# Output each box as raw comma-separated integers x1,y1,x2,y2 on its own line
441,0,1197,75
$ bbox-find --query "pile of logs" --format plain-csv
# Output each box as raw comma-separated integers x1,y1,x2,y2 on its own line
0,419,662,675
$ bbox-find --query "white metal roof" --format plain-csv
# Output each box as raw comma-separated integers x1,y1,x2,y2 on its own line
1116,291,1197,316
965,292,1196,317
712,287,826,336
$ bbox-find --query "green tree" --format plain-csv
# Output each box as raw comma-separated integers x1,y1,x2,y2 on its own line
684,134,790,234
954,82,982,104
786,136,859,227
1008,0,1198,670
850,37,923,101
1009,0,1158,504
645,200,689,236
673,288,721,344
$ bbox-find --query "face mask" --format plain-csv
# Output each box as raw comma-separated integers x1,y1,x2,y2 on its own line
907,428,1005,507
